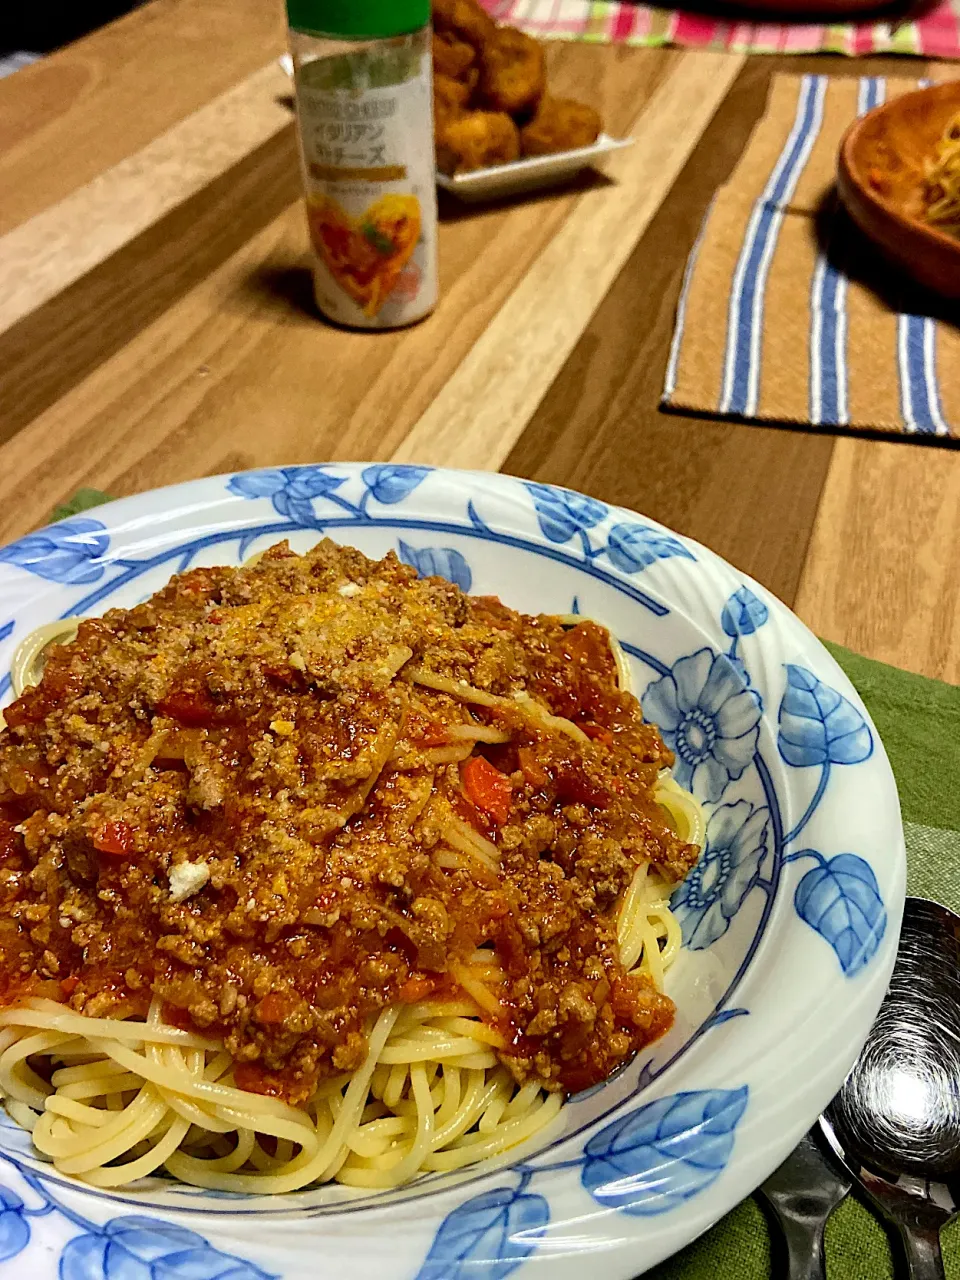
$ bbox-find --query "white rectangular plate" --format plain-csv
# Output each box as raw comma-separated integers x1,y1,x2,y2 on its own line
277,56,629,206
436,134,633,202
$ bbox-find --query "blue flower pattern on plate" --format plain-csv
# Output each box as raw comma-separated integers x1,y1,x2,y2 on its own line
0,518,109,585
398,540,472,592
671,802,770,950
642,649,761,803
793,853,886,977
413,1187,549,1280
581,1087,749,1215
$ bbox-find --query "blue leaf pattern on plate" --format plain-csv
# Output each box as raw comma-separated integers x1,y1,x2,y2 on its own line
0,1186,28,1262
606,523,695,573
414,1188,549,1280
582,1087,749,1215
361,464,431,505
227,467,346,526
642,650,761,803
524,483,607,544
778,666,873,768
721,587,769,638
398,541,472,592
59,1216,275,1280
0,621,12,643
671,802,769,949
0,518,109,585
794,854,886,976
227,470,289,500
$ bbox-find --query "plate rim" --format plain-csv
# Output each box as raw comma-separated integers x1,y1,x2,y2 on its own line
0,465,905,1279
435,133,633,189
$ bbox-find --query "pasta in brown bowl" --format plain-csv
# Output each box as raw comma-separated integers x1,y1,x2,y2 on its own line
922,110,960,236
0,540,702,1193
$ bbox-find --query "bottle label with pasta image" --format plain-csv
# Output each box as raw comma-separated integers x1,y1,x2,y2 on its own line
294,50,439,330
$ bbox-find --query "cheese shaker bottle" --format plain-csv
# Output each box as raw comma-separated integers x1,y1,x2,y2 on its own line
286,0,438,329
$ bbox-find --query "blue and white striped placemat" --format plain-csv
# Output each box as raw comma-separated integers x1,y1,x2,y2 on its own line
663,73,959,439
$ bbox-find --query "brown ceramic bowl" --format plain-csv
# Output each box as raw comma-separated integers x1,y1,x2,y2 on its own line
838,80,960,297
728,0,896,13
696,0,902,16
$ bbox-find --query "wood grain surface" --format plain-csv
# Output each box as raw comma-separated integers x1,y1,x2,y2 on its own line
796,435,960,682
506,57,836,612
0,0,957,685
0,0,286,236
392,50,743,471
0,62,293,336
0,45,713,534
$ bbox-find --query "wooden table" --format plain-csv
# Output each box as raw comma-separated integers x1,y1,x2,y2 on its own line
1,0,958,685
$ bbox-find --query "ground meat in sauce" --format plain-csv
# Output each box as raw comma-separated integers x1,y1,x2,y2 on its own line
0,540,698,1104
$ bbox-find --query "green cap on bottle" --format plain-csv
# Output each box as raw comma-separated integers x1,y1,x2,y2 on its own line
286,0,430,39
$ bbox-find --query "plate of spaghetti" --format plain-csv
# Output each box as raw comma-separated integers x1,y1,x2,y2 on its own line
0,466,903,1280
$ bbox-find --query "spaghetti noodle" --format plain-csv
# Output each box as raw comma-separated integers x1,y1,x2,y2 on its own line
922,109,960,235
0,539,703,1192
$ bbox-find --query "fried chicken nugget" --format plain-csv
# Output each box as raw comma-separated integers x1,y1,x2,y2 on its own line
434,73,471,131
435,110,521,176
520,96,603,156
479,27,546,117
432,30,477,84
432,0,496,51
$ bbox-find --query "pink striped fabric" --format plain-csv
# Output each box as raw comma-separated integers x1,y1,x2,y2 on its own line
481,0,960,58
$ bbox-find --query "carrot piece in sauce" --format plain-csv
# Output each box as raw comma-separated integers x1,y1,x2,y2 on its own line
93,821,135,857
517,746,549,790
254,992,299,1024
462,756,513,825
413,719,450,748
398,975,436,1004
156,689,217,726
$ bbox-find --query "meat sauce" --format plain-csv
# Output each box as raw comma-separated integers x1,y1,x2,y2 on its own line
0,541,697,1104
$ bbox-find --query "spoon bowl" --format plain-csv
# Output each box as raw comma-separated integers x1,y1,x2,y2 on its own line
821,897,960,1278
825,898,960,1180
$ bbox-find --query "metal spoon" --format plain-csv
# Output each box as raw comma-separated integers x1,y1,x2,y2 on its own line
819,896,960,1280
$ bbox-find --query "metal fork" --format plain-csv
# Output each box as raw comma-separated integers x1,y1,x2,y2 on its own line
756,1129,852,1280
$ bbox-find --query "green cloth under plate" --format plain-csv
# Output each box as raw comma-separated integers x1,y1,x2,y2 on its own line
651,642,960,1280
50,489,114,523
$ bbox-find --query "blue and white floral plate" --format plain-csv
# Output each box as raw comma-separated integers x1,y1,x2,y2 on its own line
0,466,904,1280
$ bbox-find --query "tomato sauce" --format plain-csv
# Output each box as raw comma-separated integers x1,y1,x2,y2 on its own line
0,540,697,1103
